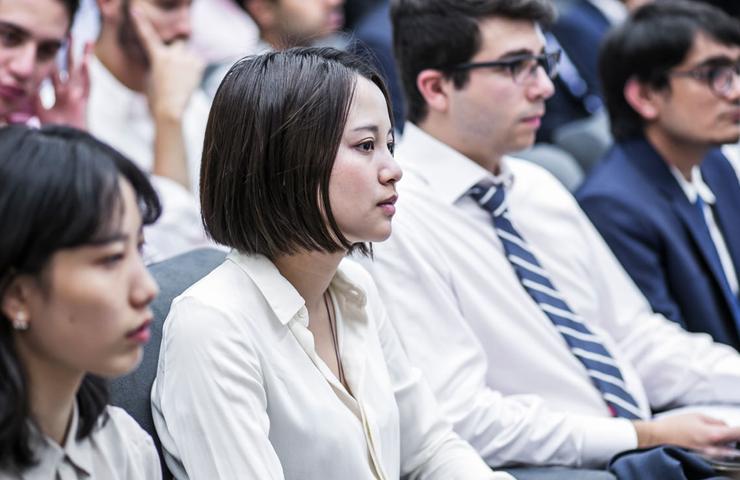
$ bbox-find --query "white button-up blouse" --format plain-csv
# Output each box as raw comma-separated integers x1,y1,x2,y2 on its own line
151,251,508,480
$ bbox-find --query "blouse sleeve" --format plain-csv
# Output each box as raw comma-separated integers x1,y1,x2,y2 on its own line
152,296,285,479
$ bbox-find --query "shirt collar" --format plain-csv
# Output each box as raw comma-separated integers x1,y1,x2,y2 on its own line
61,403,93,476
669,165,716,205
89,55,148,115
226,250,367,328
27,403,93,479
398,123,515,205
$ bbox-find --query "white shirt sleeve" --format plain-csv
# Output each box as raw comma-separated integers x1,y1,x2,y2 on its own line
153,296,285,479
365,277,512,479
575,206,740,410
364,223,637,469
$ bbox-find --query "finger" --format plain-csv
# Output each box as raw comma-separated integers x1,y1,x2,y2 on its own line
698,414,728,426
65,33,74,73
130,6,161,57
78,42,93,97
709,426,740,444
49,63,63,94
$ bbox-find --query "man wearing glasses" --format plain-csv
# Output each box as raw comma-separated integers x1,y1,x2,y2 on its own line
578,1,740,351
364,0,740,477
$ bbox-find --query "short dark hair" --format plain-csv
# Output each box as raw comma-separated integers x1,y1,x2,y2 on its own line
600,0,740,141
60,0,81,24
391,0,555,124
201,47,393,258
0,125,160,471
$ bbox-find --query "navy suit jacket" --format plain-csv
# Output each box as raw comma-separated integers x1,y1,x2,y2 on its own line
540,0,611,142
576,137,740,349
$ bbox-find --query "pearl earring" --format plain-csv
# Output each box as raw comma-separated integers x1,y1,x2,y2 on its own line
12,311,28,331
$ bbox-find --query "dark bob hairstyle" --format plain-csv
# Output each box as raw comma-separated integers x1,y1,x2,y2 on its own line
600,0,740,141
201,47,393,258
0,125,161,470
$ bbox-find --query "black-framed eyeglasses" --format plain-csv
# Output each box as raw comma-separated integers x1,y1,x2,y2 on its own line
669,60,740,98
446,50,562,85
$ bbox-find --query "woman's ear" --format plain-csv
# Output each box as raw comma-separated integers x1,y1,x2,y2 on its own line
1,277,32,331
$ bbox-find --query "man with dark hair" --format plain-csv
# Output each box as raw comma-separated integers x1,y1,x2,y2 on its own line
577,1,740,350
90,0,210,262
203,0,345,96
0,0,88,127
364,0,740,474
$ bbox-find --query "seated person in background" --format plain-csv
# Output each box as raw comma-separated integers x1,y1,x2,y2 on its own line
0,126,162,479
0,0,90,127
364,0,740,473
203,0,345,96
539,0,650,143
91,0,211,262
151,47,509,480
577,0,740,350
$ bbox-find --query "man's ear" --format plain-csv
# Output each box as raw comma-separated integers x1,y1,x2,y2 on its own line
624,76,662,121
417,69,452,115
244,0,277,32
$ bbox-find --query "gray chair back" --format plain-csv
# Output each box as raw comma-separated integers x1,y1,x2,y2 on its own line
109,248,227,479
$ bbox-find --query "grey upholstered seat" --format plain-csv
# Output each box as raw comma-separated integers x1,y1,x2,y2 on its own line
109,248,227,479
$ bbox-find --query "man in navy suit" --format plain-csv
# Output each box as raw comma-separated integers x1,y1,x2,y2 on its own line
577,0,740,350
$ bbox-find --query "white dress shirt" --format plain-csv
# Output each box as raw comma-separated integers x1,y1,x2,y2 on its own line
151,251,509,480
670,165,739,295
362,123,740,468
87,56,213,263
1,405,161,480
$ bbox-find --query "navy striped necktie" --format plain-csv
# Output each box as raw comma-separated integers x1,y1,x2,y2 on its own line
470,180,643,420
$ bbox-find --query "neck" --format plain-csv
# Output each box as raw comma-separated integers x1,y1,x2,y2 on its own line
273,250,345,312
95,29,148,93
417,118,503,174
644,126,708,181
14,336,83,446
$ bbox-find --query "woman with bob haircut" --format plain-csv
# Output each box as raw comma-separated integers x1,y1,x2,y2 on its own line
151,48,510,479
0,126,163,479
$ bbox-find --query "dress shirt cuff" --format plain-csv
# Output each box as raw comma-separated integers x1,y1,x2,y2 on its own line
578,417,637,467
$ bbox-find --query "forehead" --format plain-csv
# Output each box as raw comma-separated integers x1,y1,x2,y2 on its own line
681,31,740,66
473,16,545,60
0,0,69,40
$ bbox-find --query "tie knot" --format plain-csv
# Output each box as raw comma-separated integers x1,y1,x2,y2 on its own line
469,181,507,217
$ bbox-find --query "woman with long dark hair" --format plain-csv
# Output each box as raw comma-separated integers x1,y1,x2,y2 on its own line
151,48,510,479
0,126,162,478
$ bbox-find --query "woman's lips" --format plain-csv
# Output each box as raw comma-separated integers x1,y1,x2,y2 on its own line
126,319,152,344
378,194,398,216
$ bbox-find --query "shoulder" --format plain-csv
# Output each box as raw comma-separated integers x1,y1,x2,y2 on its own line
577,148,650,205
93,407,160,473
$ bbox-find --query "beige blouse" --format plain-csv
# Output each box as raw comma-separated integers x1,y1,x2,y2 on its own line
1,404,161,480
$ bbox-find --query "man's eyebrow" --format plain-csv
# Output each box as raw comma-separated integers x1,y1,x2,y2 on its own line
0,20,64,47
693,55,740,68
0,21,30,38
497,47,544,59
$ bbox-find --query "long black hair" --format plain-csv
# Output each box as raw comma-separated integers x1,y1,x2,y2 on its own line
0,125,161,470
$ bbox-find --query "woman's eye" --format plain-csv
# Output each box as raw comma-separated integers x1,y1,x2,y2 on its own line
99,253,125,267
387,141,395,155
358,140,375,152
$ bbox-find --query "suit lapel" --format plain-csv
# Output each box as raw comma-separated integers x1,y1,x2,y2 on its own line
621,140,735,308
702,151,740,285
